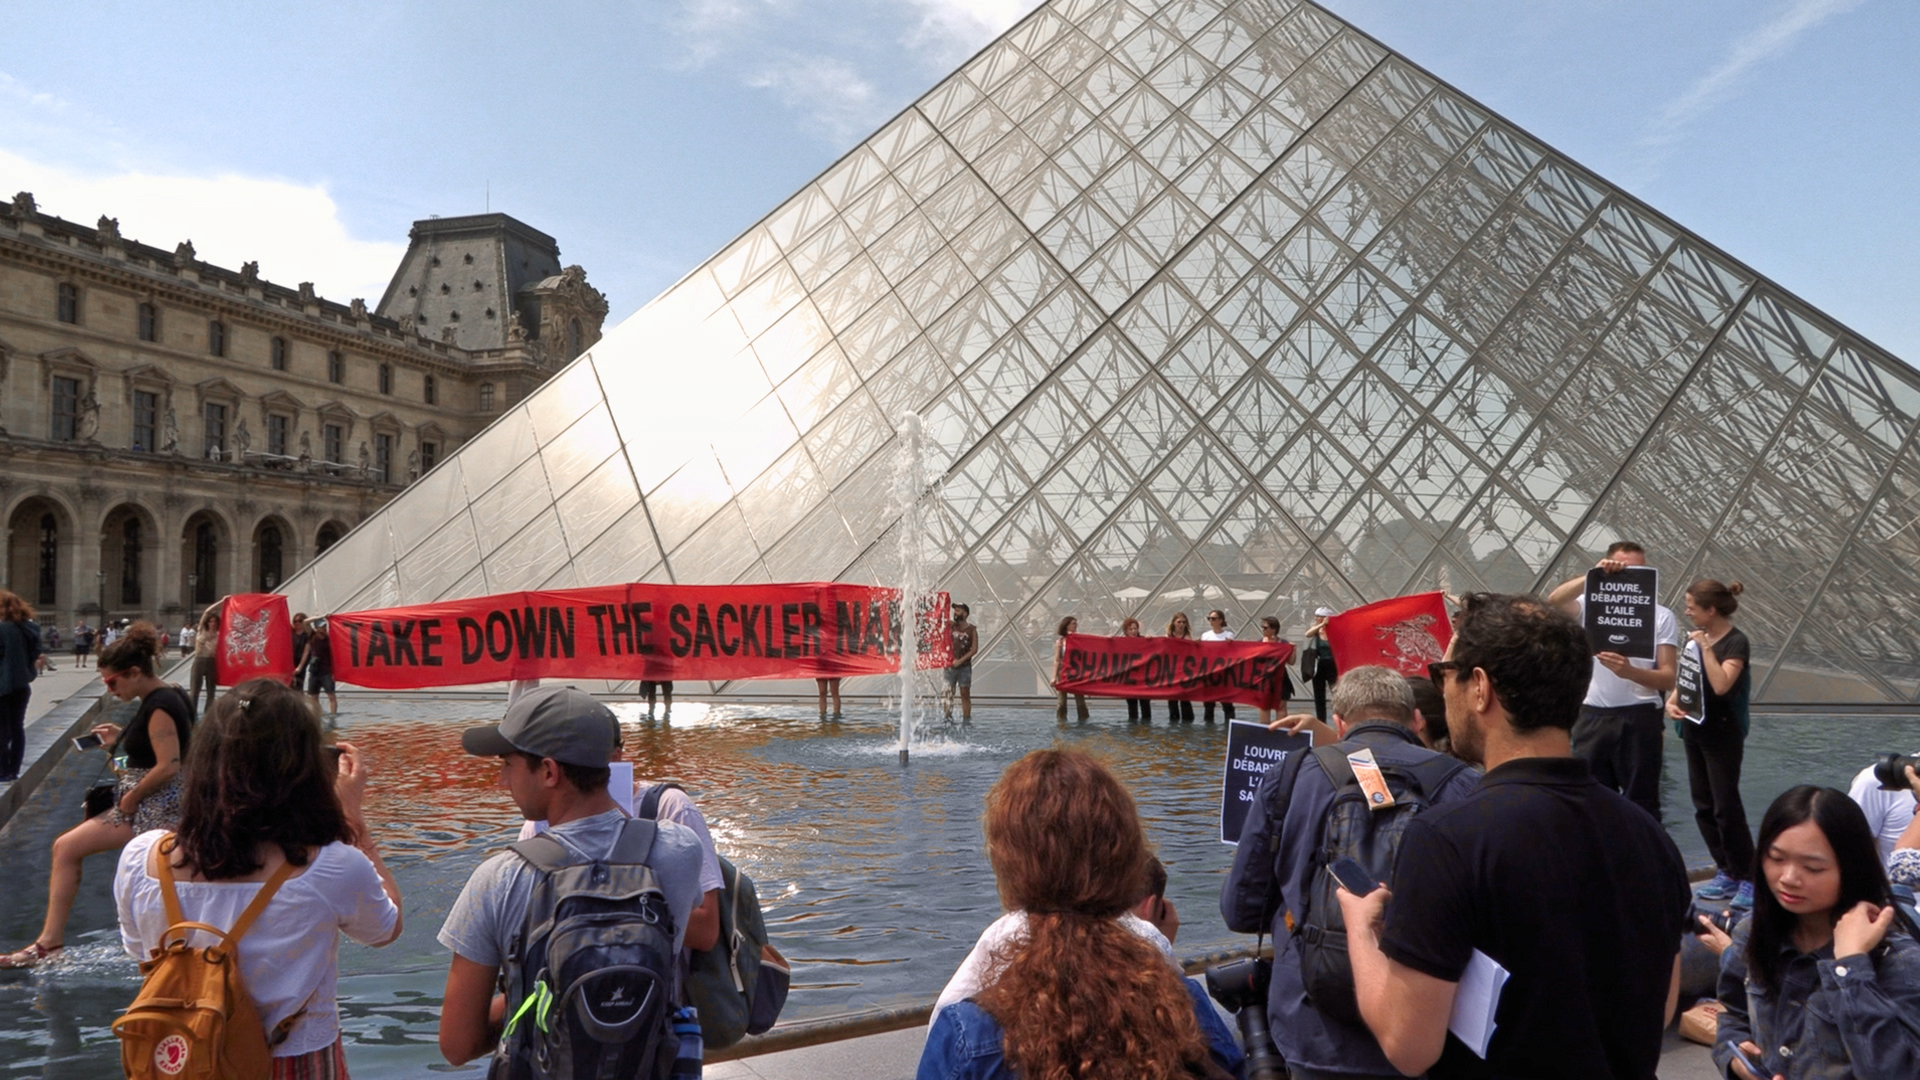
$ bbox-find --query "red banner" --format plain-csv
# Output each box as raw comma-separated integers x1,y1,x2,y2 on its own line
1053,634,1294,708
314,583,951,689
216,593,296,685
1325,592,1452,677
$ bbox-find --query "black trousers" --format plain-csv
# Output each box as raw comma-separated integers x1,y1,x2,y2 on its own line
1685,732,1755,878
0,687,27,778
1309,676,1333,721
1166,699,1194,723
1572,702,1665,820
1125,698,1150,722
1202,701,1236,723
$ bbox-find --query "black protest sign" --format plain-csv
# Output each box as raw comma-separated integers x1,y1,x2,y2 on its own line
1674,640,1705,723
1584,566,1660,660
1220,721,1313,845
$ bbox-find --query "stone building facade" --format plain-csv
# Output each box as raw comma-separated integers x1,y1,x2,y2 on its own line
0,194,606,630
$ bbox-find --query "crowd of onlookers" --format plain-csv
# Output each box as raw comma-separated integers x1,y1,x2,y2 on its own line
4,535,1920,1079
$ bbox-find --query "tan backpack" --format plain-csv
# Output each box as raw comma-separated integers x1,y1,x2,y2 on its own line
113,835,298,1079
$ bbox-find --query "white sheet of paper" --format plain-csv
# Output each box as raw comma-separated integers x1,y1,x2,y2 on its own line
524,762,636,836
1447,948,1510,1058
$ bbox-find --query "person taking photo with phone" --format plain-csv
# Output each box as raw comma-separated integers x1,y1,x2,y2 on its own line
2,622,193,968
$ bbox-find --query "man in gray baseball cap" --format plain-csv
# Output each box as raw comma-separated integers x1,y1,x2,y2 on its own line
459,684,619,768
437,685,705,1069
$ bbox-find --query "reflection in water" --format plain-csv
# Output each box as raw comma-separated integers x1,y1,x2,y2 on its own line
2,697,1916,1078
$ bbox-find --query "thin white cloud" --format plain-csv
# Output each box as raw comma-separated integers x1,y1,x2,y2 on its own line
1645,0,1866,148
748,57,883,144
661,0,1042,147
904,0,1046,66
1,149,406,303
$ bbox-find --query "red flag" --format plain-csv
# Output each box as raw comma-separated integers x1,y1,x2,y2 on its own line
1054,634,1294,709
215,593,296,685
1324,592,1452,677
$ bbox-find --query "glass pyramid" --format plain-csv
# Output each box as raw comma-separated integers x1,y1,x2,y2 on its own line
283,0,1920,705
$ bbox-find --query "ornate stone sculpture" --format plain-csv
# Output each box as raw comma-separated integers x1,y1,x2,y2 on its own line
240,261,260,285
173,240,196,265
233,418,251,458
297,431,312,473
160,408,178,453
96,216,121,244
11,191,35,216
76,391,101,442
358,441,371,473
350,297,368,320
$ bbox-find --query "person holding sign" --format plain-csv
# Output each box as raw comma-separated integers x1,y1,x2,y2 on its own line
1052,617,1090,723
1547,541,1678,820
1667,579,1756,911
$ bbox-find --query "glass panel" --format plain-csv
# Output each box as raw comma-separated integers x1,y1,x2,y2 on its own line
557,452,643,557
540,405,620,499
645,449,733,554
570,504,665,588
385,456,470,557
397,513,484,602
666,502,765,586
524,361,604,445
484,508,571,593
471,457,555,555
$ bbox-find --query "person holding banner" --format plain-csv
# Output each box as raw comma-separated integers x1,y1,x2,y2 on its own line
1667,578,1756,911
1301,608,1339,721
1199,610,1237,724
1253,616,1294,724
1052,617,1091,723
1164,612,1196,724
1119,618,1151,723
1547,542,1678,820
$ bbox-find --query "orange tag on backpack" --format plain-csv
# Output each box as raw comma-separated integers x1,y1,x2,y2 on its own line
1347,748,1395,811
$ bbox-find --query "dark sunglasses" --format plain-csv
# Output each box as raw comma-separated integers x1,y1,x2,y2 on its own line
1427,661,1463,689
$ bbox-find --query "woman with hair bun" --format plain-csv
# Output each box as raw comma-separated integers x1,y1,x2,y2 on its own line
1669,578,1757,911
919,748,1242,1080
1,622,193,968
115,678,400,1076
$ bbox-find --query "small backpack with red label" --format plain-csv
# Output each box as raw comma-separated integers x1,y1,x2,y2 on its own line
113,834,297,1079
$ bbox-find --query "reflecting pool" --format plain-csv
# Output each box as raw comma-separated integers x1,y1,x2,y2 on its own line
1,697,1915,1078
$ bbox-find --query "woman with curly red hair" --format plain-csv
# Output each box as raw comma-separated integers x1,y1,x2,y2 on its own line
918,748,1242,1080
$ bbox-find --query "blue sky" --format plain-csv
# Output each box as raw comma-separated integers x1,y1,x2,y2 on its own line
4,0,1916,363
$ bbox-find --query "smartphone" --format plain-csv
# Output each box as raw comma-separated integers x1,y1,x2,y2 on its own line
1329,855,1380,897
72,733,104,752
1728,1045,1764,1078
323,745,345,773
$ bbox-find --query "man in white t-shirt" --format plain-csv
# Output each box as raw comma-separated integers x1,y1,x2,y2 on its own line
1200,609,1238,723
1548,541,1679,820
1849,755,1920,864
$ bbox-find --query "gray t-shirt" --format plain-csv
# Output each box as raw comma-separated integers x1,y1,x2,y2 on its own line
438,808,705,969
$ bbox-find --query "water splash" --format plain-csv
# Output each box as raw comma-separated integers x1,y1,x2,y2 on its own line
894,412,926,763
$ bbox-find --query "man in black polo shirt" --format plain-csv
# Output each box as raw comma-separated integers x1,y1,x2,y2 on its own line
1336,593,1690,1079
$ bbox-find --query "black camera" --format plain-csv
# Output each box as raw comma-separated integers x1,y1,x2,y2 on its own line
1205,957,1284,1080
1873,752,1919,792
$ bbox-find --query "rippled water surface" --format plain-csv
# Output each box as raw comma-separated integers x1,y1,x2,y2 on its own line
1,696,1915,1078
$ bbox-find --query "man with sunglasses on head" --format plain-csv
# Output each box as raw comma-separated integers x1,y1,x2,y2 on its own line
1334,593,1689,1079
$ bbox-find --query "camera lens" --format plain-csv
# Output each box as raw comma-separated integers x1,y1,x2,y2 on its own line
1873,752,1919,792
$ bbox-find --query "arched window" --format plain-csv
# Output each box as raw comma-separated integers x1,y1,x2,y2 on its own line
258,525,283,590
138,302,159,342
479,382,495,411
208,320,227,357
193,522,218,604
37,513,58,606
316,523,342,553
271,336,289,371
121,517,143,605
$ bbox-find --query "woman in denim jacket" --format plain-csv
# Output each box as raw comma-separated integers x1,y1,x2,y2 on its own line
1716,785,1920,1080
917,748,1243,1080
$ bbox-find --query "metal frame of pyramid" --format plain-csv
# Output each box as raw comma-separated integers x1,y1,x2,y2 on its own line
284,0,1920,705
